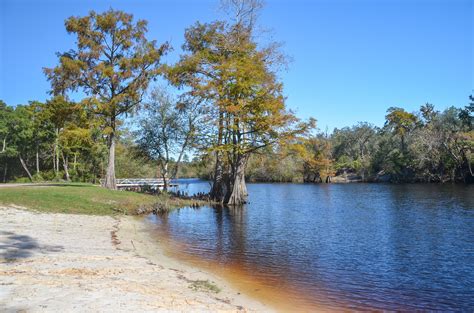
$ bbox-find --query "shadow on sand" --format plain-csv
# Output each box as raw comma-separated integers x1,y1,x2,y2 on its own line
0,231,63,262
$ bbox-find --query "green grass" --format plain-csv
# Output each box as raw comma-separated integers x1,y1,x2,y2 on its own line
0,183,205,215
188,279,221,293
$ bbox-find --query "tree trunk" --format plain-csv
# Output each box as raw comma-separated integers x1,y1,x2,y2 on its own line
227,154,249,206
19,155,33,182
162,161,169,192
1,137,6,153
55,128,60,176
61,152,70,182
171,145,185,179
36,148,40,174
210,112,225,202
3,161,7,183
210,152,226,202
53,147,57,174
172,130,192,179
104,131,117,189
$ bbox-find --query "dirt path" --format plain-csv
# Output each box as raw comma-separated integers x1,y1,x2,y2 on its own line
0,207,272,312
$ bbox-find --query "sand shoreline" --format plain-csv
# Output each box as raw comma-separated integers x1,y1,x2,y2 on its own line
0,207,273,312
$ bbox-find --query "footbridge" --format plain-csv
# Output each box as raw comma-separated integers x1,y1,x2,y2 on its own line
100,178,178,191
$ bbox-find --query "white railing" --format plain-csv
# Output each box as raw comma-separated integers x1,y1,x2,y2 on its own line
99,178,177,188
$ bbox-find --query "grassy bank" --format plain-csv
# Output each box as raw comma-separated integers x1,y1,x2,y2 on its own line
0,183,205,215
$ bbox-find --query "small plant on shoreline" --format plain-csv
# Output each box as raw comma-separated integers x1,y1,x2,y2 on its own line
136,190,215,215
188,279,221,294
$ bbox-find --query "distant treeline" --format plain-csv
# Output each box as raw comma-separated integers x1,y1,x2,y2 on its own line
240,100,473,184
0,98,472,184
0,98,199,183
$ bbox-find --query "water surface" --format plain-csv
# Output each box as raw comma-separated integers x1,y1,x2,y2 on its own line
151,181,474,311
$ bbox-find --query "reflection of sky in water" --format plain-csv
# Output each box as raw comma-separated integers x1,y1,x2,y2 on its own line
172,178,211,195
156,181,474,311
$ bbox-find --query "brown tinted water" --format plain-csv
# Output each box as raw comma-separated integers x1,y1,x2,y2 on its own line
147,217,342,312
147,180,474,311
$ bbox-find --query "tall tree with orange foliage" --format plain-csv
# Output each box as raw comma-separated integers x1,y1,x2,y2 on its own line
44,9,168,189
168,0,309,204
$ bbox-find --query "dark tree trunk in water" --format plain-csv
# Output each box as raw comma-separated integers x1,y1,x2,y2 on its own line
19,155,33,182
210,152,225,202
210,111,225,202
104,131,117,189
227,154,249,206
461,153,473,183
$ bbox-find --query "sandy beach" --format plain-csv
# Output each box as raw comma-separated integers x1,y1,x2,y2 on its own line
0,207,273,312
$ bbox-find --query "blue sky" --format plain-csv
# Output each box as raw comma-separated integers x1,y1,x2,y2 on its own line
1,0,472,130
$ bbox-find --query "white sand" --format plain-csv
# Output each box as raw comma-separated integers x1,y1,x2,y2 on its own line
0,207,273,312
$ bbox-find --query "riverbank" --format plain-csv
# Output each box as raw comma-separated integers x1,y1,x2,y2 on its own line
0,183,206,215
0,207,272,312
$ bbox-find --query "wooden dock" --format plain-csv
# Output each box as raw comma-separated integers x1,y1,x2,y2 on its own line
100,178,178,191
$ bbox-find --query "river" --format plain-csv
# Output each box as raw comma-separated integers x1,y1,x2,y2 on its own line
147,180,474,311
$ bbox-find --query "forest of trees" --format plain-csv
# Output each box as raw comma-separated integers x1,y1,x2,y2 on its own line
242,100,474,184
0,1,473,205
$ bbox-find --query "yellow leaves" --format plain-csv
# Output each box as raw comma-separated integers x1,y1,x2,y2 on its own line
96,12,117,32
385,107,418,135
459,130,474,149
290,136,335,177
225,105,240,113
103,126,114,136
47,9,169,129
65,16,91,34
289,143,309,159
59,125,94,153
60,57,81,74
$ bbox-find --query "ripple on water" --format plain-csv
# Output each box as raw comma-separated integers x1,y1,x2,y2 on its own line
155,181,474,311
